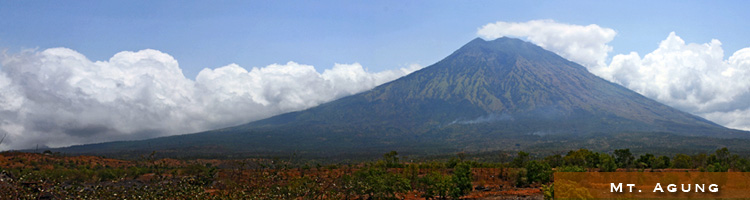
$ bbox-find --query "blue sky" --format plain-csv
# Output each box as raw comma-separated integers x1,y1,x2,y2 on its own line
2,1,748,78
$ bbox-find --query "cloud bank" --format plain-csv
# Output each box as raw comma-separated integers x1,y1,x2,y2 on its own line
477,19,616,68
478,20,750,131
600,33,750,130
0,48,422,150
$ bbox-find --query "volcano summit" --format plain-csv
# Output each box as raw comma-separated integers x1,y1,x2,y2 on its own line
55,37,749,158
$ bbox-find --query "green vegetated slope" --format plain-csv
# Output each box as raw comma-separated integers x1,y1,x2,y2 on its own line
52,37,750,159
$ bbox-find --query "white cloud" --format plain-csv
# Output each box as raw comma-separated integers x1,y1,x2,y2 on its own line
477,20,750,131
598,32,750,130
0,48,422,150
477,19,616,69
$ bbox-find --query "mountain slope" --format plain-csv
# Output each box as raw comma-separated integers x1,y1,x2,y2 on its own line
53,37,748,158
249,37,724,134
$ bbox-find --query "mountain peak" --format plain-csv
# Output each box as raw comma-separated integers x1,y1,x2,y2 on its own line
52,37,746,158
449,37,565,66
465,37,524,45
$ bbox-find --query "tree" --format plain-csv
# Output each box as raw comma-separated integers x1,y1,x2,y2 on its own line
692,153,708,169
446,157,460,169
636,154,656,169
598,154,618,172
349,166,411,199
556,165,586,172
417,162,473,199
563,149,589,167
419,172,452,199
382,151,402,168
586,152,602,168
614,149,634,169
525,160,552,185
736,158,750,172
451,162,473,198
654,156,671,169
671,154,692,169
544,154,563,168
715,148,730,165
512,151,530,168
498,152,513,163
706,162,729,172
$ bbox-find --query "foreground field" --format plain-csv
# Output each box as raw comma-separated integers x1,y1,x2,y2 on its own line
0,151,543,199
2,147,746,199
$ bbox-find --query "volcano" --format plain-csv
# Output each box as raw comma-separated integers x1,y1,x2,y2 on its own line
54,37,749,158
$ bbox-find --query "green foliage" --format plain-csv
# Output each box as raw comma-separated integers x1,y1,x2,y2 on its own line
402,164,420,188
416,162,473,199
702,148,733,172
542,183,554,200
556,165,586,172
524,160,552,186
636,153,656,169
544,154,563,168
598,154,617,172
418,161,446,169
672,154,693,168
182,163,217,186
8,147,750,199
564,149,599,168
270,176,325,198
379,151,403,168
513,168,528,187
705,162,729,172
654,156,671,169
418,171,453,199
614,149,634,169
451,162,473,198
736,158,750,172
446,157,460,169
347,166,411,199
692,153,708,169
512,151,530,168
715,147,731,165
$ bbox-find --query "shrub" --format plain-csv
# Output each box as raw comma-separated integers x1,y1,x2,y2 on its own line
512,151,530,168
614,149,634,169
419,171,453,199
542,183,554,200
525,161,552,185
451,162,472,198
556,165,586,172
598,154,618,172
349,166,410,199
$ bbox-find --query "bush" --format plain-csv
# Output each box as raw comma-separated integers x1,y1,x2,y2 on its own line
654,156,671,169
542,183,554,200
419,171,453,199
514,168,529,187
512,151,530,168
705,163,729,172
614,149,634,168
349,166,410,199
451,162,472,198
556,165,586,172
598,158,617,172
671,154,693,169
737,158,750,172
523,161,552,186
377,151,403,168
417,162,473,199
182,164,217,186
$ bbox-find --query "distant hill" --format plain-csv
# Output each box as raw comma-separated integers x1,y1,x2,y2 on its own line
51,37,750,159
